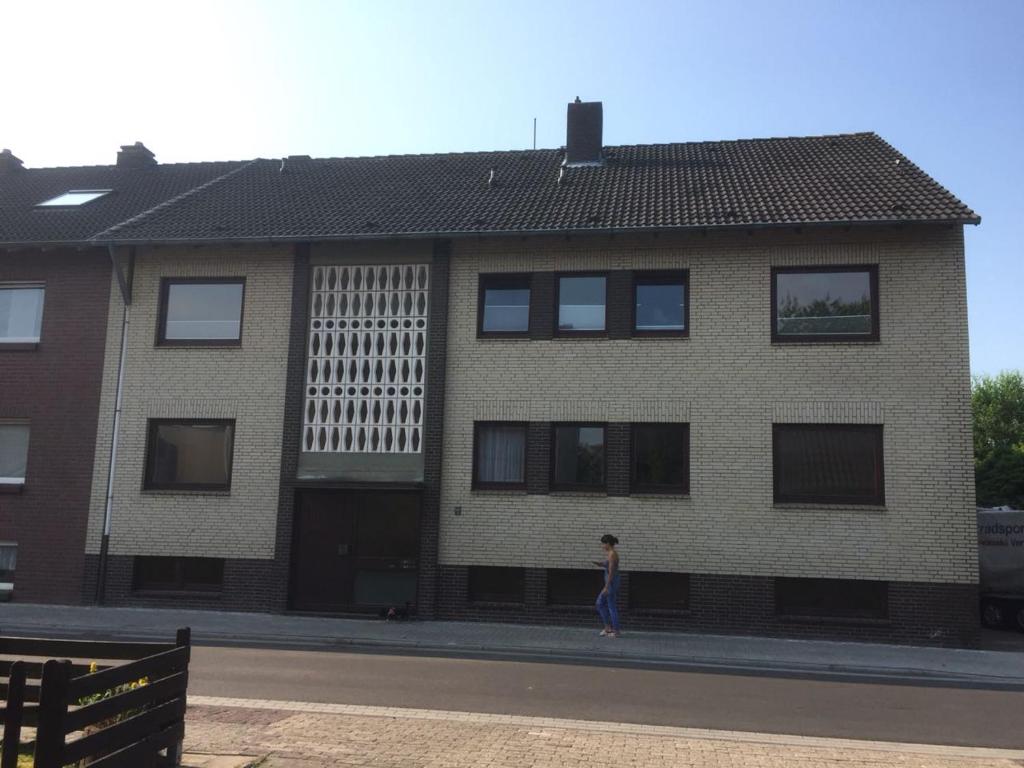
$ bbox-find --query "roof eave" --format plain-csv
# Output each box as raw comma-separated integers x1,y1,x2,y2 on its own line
86,216,981,248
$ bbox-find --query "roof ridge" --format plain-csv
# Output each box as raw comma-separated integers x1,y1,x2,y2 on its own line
90,160,260,242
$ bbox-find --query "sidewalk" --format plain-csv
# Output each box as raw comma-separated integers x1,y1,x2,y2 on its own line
1,603,1022,689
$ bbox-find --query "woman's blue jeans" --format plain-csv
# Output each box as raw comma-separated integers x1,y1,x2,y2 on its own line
596,576,620,631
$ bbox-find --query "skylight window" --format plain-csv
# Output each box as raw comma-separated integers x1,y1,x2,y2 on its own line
36,189,112,207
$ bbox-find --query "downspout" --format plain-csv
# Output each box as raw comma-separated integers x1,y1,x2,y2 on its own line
95,246,134,604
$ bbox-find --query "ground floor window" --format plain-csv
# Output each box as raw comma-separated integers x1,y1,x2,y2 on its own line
775,577,888,620
546,568,604,606
133,556,224,592
144,419,235,491
629,571,690,611
773,424,884,505
0,543,16,593
468,566,525,603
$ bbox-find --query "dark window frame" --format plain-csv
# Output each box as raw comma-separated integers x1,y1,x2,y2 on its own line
477,273,532,338
772,424,885,505
554,272,608,338
550,422,608,491
775,577,889,620
631,270,689,338
472,421,529,490
546,567,605,607
467,566,526,604
770,265,879,344
132,555,225,593
156,277,247,347
143,418,236,492
628,571,691,613
630,423,690,494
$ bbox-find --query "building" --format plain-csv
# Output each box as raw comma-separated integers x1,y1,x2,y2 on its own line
0,102,981,646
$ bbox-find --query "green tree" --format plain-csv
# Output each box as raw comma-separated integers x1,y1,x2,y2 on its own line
972,371,1024,508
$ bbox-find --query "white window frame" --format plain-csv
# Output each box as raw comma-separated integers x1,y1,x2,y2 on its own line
0,283,45,344
36,189,112,207
0,421,30,485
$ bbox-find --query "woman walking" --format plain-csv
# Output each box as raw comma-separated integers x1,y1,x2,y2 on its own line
594,534,621,637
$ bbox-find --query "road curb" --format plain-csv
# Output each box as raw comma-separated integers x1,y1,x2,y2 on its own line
5,624,1024,692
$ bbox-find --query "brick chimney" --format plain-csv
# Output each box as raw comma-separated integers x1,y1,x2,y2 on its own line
0,148,25,175
116,142,157,168
565,98,603,165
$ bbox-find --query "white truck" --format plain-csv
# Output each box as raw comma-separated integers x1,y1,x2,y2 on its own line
978,507,1024,632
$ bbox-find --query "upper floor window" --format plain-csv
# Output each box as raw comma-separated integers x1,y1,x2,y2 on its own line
478,274,530,336
631,423,690,493
634,272,687,335
772,266,879,342
36,189,112,207
0,284,45,344
0,422,30,486
773,424,884,505
557,274,606,334
552,423,606,489
158,278,245,345
144,419,235,491
473,422,527,489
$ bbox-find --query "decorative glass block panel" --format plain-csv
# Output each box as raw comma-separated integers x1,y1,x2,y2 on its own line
304,264,429,454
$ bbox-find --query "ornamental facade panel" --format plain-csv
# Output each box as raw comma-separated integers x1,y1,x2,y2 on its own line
304,263,429,454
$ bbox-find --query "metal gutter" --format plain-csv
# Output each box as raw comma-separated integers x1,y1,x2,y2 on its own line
85,216,980,249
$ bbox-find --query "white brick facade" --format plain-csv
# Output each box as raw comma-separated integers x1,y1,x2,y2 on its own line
85,246,294,559
440,225,977,584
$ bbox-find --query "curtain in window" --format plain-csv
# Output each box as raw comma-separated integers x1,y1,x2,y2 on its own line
776,426,880,501
0,424,29,480
477,426,525,483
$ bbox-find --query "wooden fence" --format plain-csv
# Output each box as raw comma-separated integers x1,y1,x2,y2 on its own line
1,628,191,767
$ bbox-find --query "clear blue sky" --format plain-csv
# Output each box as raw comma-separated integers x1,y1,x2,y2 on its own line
4,0,1021,375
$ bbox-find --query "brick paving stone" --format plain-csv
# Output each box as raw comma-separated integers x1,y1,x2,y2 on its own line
183,699,1024,768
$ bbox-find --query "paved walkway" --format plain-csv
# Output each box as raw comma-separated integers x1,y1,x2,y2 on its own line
184,695,1024,767
2,603,1023,687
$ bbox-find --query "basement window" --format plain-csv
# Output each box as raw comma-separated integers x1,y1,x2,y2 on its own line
776,577,888,620
468,566,526,603
36,190,112,207
133,556,224,592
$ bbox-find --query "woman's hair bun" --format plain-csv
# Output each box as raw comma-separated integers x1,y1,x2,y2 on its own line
600,534,619,546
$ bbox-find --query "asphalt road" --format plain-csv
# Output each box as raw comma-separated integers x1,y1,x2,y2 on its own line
188,645,1024,749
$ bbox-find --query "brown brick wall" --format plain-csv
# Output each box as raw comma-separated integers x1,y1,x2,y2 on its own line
0,248,111,603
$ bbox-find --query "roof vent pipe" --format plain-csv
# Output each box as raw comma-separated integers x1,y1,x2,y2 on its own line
116,142,157,168
565,98,603,166
0,148,24,174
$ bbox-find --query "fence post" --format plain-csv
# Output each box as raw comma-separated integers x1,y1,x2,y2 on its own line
34,659,72,768
1,661,26,768
169,627,191,766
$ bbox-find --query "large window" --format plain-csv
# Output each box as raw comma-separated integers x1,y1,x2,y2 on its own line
776,577,888,620
473,422,527,489
547,568,605,606
133,556,224,592
634,272,687,335
552,424,606,489
468,566,525,603
0,285,44,344
772,266,878,342
0,423,30,486
158,278,245,344
478,274,531,336
144,419,235,491
773,424,884,505
629,572,690,611
632,423,689,493
557,274,606,334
